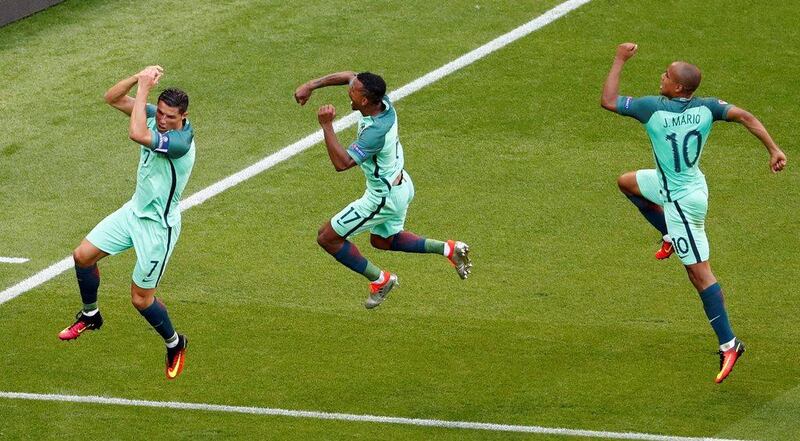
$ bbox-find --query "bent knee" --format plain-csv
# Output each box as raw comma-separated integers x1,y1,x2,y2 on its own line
617,172,638,194
73,247,93,267
685,262,717,290
370,235,391,250
130,294,150,310
317,224,345,253
317,230,333,249
316,232,325,248
316,223,329,247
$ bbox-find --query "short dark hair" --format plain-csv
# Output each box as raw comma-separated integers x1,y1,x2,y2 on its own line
356,72,386,105
158,88,189,113
673,62,702,94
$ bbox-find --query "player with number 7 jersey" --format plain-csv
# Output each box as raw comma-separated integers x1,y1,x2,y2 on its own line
57,66,195,380
601,43,786,384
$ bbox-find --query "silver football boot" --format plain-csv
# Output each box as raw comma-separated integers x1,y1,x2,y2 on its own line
448,241,472,279
365,273,399,309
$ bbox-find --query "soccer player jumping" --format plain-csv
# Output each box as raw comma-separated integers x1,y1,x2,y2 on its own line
58,66,196,380
294,71,472,309
601,43,786,383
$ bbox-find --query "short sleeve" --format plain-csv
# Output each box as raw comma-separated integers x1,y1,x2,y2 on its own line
148,128,193,159
347,124,388,165
615,95,660,123
146,104,158,118
701,98,733,121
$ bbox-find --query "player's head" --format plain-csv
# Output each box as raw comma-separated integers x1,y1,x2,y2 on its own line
349,72,386,112
660,62,701,98
156,88,189,132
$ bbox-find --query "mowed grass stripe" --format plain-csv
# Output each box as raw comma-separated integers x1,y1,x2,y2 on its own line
0,0,593,305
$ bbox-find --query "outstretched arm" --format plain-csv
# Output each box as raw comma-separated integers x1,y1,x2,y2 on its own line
317,105,356,171
294,71,357,106
104,66,163,115
726,107,787,173
601,43,638,112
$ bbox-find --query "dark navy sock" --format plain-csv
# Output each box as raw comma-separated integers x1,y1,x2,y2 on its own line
389,232,446,254
625,194,668,236
75,264,100,311
333,241,381,280
390,232,427,253
699,283,735,345
138,298,176,342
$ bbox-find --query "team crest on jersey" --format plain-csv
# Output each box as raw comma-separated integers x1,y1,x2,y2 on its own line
718,99,728,105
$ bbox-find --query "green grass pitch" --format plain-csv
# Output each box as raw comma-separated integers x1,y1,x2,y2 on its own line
0,0,798,439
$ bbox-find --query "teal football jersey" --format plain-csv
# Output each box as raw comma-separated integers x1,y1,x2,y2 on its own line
616,95,731,201
346,96,404,196
130,104,195,228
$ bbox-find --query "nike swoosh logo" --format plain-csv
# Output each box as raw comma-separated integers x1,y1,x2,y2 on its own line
718,357,733,378
167,353,184,378
709,315,720,323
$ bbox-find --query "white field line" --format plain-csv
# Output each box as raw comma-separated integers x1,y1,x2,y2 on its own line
0,257,30,264
0,391,756,441
0,0,592,306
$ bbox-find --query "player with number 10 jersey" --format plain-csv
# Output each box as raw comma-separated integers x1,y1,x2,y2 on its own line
601,43,786,384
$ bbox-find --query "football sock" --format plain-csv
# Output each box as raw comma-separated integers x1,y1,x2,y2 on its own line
373,271,387,285
165,332,179,348
426,239,446,255
333,241,382,281
720,337,736,352
83,308,99,317
625,194,668,235
75,264,100,311
138,298,177,342
389,232,446,254
698,283,735,346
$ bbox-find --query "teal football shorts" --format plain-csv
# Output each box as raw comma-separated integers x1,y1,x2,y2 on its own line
331,172,415,239
636,169,709,265
86,202,181,289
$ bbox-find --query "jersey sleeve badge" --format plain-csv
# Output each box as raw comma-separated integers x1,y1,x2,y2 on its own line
348,143,367,162
154,132,170,153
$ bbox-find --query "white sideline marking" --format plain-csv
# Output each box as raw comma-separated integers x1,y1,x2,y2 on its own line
0,391,755,441
0,257,30,264
0,0,592,305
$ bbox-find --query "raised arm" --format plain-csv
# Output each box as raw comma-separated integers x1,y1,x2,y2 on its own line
294,71,358,106
316,104,356,172
128,68,162,147
104,65,163,115
601,43,638,112
726,106,787,173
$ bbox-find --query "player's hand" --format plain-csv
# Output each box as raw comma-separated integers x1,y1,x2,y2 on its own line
137,69,161,90
615,43,638,62
295,83,313,106
136,65,164,81
770,149,787,173
317,104,336,125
